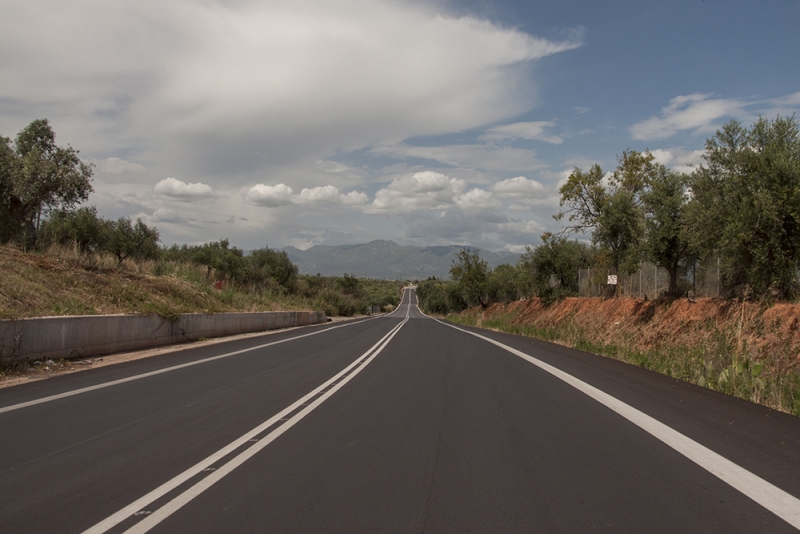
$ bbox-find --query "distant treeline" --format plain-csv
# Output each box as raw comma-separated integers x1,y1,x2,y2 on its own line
419,116,800,314
39,206,403,315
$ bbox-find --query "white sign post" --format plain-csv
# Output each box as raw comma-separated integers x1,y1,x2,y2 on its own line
607,274,618,285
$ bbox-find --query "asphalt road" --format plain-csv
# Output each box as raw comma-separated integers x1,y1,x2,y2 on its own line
2,288,800,533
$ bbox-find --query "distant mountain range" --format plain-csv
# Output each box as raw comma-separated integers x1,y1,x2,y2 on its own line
281,240,521,280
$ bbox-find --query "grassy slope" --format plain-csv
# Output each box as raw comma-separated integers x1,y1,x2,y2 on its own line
449,297,800,416
0,246,311,320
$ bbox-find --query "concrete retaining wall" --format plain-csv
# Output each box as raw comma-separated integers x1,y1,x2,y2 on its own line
0,311,327,363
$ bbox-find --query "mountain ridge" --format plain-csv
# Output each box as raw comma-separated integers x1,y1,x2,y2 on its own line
281,240,521,280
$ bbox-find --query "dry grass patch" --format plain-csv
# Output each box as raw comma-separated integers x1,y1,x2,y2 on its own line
0,245,313,320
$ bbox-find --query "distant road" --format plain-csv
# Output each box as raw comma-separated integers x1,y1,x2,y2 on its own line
2,289,800,532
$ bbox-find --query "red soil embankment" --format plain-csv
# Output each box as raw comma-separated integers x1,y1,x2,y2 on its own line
470,297,800,377
458,297,800,414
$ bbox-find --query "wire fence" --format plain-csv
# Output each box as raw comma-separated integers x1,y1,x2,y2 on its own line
578,258,722,299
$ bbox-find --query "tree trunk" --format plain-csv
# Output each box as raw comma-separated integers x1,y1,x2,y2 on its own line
667,266,679,298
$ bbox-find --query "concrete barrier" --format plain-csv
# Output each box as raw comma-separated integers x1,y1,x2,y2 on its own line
0,311,327,363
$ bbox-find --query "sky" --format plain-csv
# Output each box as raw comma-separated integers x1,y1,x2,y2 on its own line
2,0,799,252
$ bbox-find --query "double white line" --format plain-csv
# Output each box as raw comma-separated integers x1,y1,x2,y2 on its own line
84,316,409,534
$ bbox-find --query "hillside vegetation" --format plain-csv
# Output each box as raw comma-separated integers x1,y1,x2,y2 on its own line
451,297,800,416
0,245,404,321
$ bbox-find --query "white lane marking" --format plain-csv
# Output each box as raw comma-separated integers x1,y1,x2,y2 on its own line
83,317,408,534
438,320,800,530
0,318,378,415
386,287,408,317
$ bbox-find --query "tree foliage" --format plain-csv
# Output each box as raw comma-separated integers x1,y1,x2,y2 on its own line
642,170,692,296
689,116,800,299
557,151,659,290
450,248,490,308
104,218,160,264
488,263,519,304
246,247,298,291
519,233,594,303
416,277,467,315
40,206,107,255
0,119,94,246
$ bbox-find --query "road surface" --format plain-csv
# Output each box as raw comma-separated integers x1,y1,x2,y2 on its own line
1,288,800,532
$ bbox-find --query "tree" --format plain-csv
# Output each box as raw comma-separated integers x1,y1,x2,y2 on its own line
416,278,450,314
39,206,107,255
0,119,94,246
246,247,298,291
104,217,160,265
337,273,361,296
642,170,692,297
518,233,594,303
488,263,520,303
0,137,20,243
689,116,800,299
450,248,490,308
193,239,246,281
557,150,660,295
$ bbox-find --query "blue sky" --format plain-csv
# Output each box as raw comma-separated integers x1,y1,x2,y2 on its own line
2,0,798,252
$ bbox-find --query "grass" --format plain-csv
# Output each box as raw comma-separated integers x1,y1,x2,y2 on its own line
448,310,800,417
0,245,404,321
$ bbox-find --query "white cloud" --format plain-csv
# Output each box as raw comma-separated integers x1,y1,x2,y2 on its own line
0,0,590,251
246,183,369,208
0,0,580,178
92,157,147,175
296,185,342,205
371,143,545,173
455,188,500,210
649,149,674,166
629,93,747,140
498,219,544,235
341,190,370,205
246,183,294,207
649,148,705,173
151,208,186,223
296,185,369,206
480,121,563,144
404,209,542,249
772,91,800,107
507,204,530,211
154,177,214,199
369,171,466,213
491,176,545,198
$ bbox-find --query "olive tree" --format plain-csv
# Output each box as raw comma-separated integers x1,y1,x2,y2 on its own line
642,170,693,297
518,233,594,303
450,248,490,308
0,119,94,246
689,116,800,299
556,150,658,293
104,217,160,265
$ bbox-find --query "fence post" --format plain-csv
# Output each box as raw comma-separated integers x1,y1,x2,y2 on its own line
654,263,657,298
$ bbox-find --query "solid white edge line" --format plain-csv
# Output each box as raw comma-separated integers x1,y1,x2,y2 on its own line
0,317,379,415
83,317,407,534
437,319,800,530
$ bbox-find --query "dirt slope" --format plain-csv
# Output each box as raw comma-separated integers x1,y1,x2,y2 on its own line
459,296,800,415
